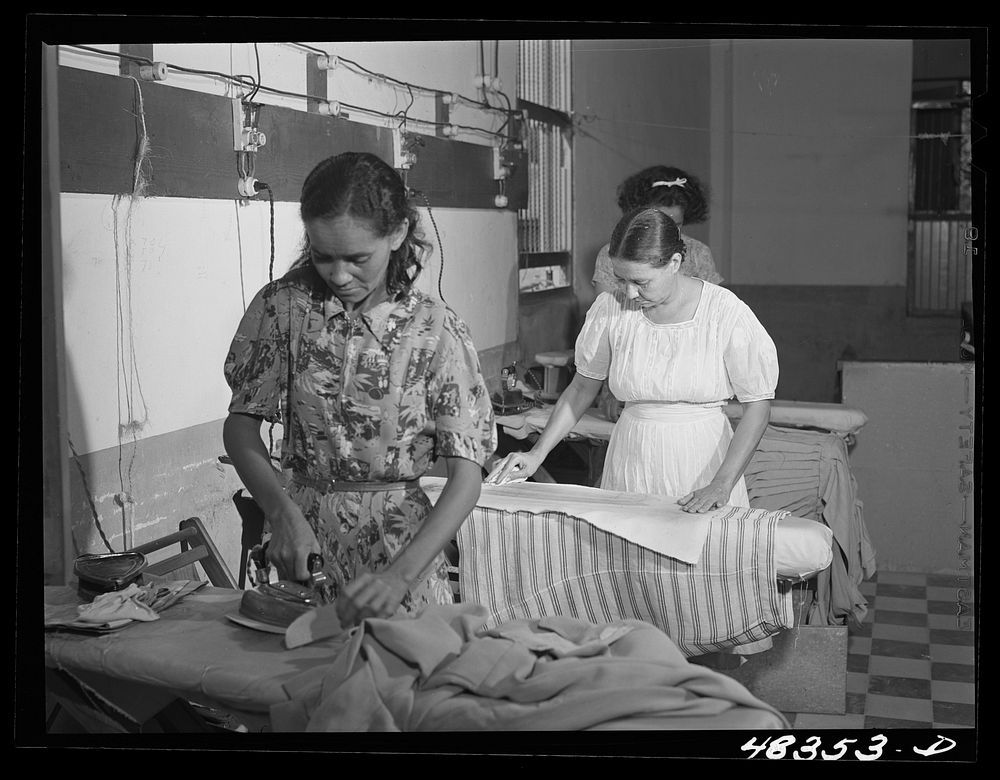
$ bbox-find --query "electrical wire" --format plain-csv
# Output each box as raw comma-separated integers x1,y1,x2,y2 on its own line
414,190,446,304
259,182,276,283
479,40,490,108
396,83,415,130
291,42,509,118
292,42,328,56
254,181,279,460
68,435,116,554
66,44,259,96
65,44,515,144
247,43,261,102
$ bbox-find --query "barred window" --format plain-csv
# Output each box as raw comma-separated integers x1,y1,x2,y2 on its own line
907,80,973,315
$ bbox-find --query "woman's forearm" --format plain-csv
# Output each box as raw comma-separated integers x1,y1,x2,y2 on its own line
387,457,481,586
530,373,604,460
222,413,294,517
713,399,771,490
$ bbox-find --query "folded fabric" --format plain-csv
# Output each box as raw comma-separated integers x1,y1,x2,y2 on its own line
422,476,714,565
44,580,208,634
76,584,161,623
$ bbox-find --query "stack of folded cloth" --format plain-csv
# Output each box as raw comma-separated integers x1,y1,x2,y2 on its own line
45,579,206,633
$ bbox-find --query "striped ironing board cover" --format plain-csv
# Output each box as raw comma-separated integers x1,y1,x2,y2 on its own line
456,502,795,658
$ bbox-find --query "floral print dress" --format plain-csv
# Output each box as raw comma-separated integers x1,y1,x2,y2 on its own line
225,265,496,614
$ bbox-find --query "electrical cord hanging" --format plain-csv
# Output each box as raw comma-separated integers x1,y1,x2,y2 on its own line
253,180,280,461
257,182,276,283
479,40,490,108
413,189,446,304
247,43,262,102
68,435,115,554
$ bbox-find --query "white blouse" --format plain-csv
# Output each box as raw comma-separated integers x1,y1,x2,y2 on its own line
575,281,779,405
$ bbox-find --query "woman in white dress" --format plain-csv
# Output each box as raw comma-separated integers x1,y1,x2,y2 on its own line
487,207,778,513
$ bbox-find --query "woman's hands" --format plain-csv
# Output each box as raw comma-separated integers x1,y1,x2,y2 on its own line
265,499,322,582
483,449,545,485
677,480,732,513
336,570,410,627
677,399,771,514
223,413,322,582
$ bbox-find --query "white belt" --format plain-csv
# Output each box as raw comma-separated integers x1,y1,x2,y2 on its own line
622,400,725,422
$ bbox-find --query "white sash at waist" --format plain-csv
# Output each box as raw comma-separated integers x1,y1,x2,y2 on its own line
622,400,726,423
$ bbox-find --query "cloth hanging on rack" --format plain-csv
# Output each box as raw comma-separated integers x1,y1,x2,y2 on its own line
743,425,876,625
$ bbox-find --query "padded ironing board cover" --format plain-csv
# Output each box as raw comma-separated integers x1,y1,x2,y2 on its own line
426,478,714,565
445,487,795,657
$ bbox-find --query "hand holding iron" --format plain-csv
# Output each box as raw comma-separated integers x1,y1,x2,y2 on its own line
264,499,322,582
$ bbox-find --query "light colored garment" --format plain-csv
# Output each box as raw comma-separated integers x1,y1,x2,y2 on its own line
592,235,723,290
270,602,789,731
75,584,160,623
422,476,714,564
457,503,795,657
742,425,876,625
575,281,779,503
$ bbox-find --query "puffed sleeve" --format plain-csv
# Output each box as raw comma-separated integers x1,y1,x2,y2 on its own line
591,243,618,290
684,237,724,285
724,301,779,403
224,282,286,423
426,309,497,467
574,292,617,381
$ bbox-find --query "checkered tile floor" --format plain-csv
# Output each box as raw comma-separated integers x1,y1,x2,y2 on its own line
782,571,977,729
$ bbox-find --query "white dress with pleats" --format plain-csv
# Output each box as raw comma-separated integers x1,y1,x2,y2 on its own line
575,280,778,505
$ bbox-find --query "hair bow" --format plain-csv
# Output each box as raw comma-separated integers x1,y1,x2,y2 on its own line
652,178,687,188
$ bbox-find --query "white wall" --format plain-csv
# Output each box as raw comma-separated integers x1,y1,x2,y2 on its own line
842,361,975,574
727,40,913,286
58,42,519,455
572,39,713,311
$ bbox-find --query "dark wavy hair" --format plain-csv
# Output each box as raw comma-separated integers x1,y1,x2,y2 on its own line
615,165,710,225
609,206,687,268
293,152,430,297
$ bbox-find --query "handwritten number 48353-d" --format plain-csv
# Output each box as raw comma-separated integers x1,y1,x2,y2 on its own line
740,734,957,760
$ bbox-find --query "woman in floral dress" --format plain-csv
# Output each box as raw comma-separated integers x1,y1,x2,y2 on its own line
224,152,496,627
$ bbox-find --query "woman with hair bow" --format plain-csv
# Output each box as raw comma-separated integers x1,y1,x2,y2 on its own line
592,165,722,296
